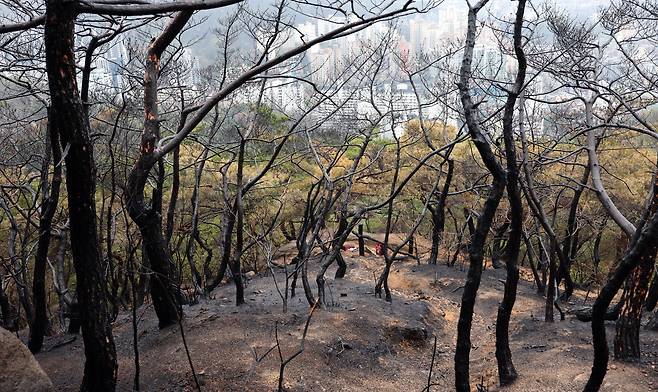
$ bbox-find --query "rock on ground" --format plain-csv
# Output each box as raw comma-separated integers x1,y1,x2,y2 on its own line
0,328,54,392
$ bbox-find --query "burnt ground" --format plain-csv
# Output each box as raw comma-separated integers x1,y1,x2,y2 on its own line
34,241,658,392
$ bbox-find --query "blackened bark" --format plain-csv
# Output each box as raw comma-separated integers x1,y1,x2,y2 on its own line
645,271,658,312
614,254,655,360
67,300,82,335
428,159,453,265
105,102,127,320
29,115,62,353
491,221,510,269
44,1,117,389
429,212,441,264
316,129,373,292
585,169,658,391
614,154,658,361
495,1,526,384
165,112,192,246
232,139,246,305
613,159,658,361
455,2,506,390
522,231,545,294
300,181,336,306
358,224,365,256
593,224,604,276
165,145,180,245
126,11,193,326
585,212,658,391
334,216,349,278
127,157,182,327
186,146,211,298
0,288,17,331
559,164,590,299
545,241,558,322
375,133,405,303
206,159,236,292
208,206,235,292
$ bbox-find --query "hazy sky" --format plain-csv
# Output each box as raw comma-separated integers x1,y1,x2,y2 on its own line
183,0,613,64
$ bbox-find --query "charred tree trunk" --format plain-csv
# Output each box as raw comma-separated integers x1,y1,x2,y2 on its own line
585,212,658,391
333,216,349,278
645,271,658,312
165,145,180,246
185,145,212,299
358,224,365,256
523,231,545,294
206,163,235,292
613,159,658,361
545,242,558,322
585,167,658,391
455,2,507,390
614,254,655,361
428,159,453,265
495,1,526,384
127,157,182,327
210,206,235,291
375,129,405,303
491,221,510,269
428,209,441,265
559,165,590,299
29,114,62,353
104,106,123,320
44,1,117,389
0,286,17,331
166,110,194,247
232,139,246,306
126,11,194,326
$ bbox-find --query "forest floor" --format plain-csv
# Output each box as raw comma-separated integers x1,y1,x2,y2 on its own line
33,238,658,391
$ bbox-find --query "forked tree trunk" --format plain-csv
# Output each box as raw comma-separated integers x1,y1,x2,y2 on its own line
44,1,117,389
495,0,526,384
126,11,194,326
454,2,507,390
127,158,182,327
559,164,590,299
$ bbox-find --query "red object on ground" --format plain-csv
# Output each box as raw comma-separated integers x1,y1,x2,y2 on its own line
375,242,384,256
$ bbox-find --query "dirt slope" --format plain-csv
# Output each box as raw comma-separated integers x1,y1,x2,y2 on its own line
35,253,658,391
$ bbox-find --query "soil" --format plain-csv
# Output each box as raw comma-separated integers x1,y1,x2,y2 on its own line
33,241,658,392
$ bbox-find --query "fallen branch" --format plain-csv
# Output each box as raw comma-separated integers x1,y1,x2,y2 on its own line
574,303,620,322
277,300,318,391
47,335,77,351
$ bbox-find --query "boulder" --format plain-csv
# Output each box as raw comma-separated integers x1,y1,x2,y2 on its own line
0,328,54,392
386,322,429,346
